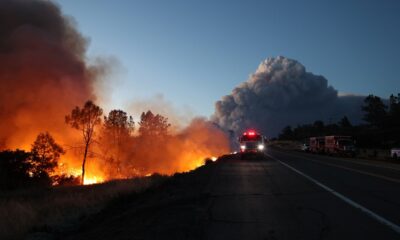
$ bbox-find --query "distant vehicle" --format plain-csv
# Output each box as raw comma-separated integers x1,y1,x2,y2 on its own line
301,143,310,152
238,130,266,156
391,148,400,159
325,136,356,156
309,137,325,153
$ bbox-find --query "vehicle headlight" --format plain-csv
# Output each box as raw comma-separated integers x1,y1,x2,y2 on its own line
258,144,264,150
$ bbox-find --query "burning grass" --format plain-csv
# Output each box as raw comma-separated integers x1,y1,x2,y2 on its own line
0,175,167,240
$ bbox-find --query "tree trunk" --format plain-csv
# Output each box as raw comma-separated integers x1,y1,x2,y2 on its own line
82,142,89,185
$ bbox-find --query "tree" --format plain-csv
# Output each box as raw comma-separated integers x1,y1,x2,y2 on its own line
138,111,171,137
102,110,134,174
30,132,65,179
279,125,294,140
338,116,352,128
362,95,387,127
389,94,400,127
104,110,134,140
0,150,31,190
65,100,103,184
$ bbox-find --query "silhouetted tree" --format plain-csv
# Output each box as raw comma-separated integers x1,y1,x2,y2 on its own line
30,132,65,180
65,100,103,184
389,94,400,127
138,111,171,137
279,126,294,140
101,109,134,175
0,150,31,190
338,116,352,128
104,109,134,141
362,95,387,127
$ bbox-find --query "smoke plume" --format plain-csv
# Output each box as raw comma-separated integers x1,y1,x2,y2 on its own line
0,0,98,149
212,56,364,137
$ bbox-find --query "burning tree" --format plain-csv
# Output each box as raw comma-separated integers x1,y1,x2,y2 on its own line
30,132,65,179
139,111,171,137
65,101,103,184
101,110,134,177
104,109,134,146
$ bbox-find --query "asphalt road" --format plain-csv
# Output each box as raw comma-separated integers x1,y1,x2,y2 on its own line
201,149,400,239
62,148,400,240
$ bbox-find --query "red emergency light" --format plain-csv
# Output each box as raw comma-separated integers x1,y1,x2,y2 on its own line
243,130,257,136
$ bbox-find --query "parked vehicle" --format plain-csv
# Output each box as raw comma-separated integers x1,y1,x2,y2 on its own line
325,136,356,156
301,143,310,152
391,148,400,159
309,137,325,153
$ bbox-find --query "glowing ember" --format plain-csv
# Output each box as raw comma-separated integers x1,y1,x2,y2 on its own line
211,156,218,161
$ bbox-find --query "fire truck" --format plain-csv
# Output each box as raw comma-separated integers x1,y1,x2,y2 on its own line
238,130,266,156
309,137,325,154
309,136,355,156
324,136,355,156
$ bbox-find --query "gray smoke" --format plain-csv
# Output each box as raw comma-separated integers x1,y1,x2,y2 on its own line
0,0,102,149
212,56,364,137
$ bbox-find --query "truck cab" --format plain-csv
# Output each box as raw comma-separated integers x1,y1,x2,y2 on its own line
325,136,355,156
309,137,325,154
238,130,266,156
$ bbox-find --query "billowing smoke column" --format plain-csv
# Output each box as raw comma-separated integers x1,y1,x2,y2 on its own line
0,0,97,149
212,56,364,137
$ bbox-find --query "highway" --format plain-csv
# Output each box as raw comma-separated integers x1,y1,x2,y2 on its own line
202,148,400,239
63,148,400,240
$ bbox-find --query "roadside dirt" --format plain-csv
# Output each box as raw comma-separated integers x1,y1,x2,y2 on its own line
58,164,220,240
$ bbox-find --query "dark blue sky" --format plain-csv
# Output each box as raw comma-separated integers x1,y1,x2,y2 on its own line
55,0,400,116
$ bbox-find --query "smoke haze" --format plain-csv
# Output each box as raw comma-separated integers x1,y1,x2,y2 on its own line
128,94,195,132
0,0,99,149
212,56,364,137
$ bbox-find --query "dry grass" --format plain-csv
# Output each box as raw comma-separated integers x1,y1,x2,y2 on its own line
0,175,166,240
356,148,391,160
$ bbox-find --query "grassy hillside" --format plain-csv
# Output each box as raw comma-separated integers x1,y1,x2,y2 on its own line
0,175,166,240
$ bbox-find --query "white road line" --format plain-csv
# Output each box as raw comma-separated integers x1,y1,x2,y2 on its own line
267,154,400,235
277,149,400,172
283,152,400,184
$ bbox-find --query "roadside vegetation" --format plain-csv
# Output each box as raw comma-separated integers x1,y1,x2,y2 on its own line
0,175,166,240
0,101,172,189
0,101,171,239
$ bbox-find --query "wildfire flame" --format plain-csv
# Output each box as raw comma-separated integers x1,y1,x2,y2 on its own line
83,176,104,185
